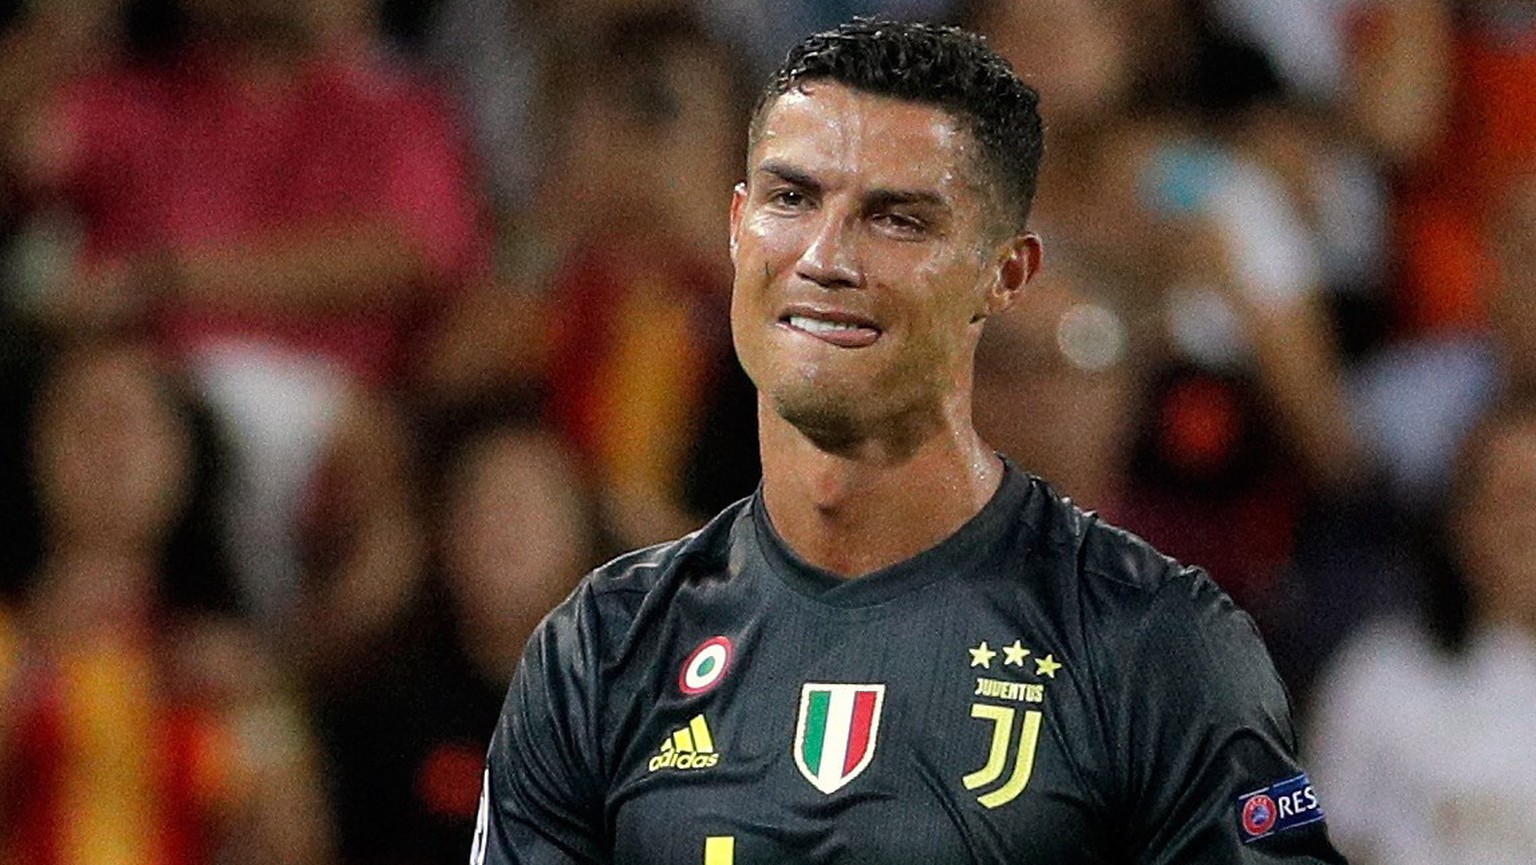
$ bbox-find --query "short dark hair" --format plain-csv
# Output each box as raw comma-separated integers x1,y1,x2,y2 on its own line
750,18,1044,231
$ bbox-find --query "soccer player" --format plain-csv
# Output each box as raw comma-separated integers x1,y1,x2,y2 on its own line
474,19,1346,864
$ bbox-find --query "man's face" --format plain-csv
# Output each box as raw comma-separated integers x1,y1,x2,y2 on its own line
729,82,1038,445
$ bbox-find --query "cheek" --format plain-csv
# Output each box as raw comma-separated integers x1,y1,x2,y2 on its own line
730,220,803,346
899,262,985,345
729,277,763,356
740,214,812,275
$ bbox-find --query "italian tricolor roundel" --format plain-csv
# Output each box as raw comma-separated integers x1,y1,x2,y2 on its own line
679,636,733,695
793,683,886,794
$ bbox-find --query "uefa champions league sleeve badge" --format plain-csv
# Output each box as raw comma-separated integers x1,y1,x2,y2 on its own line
1235,773,1324,843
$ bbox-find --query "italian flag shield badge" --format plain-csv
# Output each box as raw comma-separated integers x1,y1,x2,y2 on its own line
793,683,886,794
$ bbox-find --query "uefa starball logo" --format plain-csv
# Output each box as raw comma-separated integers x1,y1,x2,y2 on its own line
1241,794,1278,836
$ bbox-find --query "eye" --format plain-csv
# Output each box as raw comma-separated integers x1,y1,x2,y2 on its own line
767,188,810,210
874,212,926,236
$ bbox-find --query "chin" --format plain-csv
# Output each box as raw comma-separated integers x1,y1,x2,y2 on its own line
769,384,875,449
769,367,952,457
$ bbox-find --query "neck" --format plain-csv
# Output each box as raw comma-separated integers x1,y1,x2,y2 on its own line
758,398,1003,578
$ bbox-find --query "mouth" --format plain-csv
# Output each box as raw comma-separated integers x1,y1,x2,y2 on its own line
778,307,882,349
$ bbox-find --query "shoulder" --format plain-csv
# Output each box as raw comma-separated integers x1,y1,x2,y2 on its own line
1019,478,1275,699
1078,513,1267,698
1305,615,1440,831
1017,475,1190,600
584,495,745,600
533,498,749,660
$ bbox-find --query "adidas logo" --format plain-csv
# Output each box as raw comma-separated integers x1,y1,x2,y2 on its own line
648,714,720,772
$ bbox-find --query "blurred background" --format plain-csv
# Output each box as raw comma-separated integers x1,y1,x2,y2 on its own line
1,0,1534,862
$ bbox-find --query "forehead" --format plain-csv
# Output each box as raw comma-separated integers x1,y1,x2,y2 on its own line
751,82,984,196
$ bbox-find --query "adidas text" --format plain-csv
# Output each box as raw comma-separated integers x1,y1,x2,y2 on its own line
649,751,720,771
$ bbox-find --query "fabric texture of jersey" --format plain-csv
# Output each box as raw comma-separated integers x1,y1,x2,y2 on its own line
478,464,1347,864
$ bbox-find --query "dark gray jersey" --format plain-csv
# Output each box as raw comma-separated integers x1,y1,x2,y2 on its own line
474,465,1347,864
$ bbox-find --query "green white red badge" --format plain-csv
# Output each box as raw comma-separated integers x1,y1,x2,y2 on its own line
794,683,886,794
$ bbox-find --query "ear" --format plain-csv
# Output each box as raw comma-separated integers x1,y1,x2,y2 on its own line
975,232,1043,321
729,182,748,264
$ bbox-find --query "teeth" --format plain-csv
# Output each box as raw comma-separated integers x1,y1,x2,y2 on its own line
789,316,863,333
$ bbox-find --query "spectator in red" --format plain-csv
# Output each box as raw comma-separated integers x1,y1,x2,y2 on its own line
15,0,484,381
6,0,483,654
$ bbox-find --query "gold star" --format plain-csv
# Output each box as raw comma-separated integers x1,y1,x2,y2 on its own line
1003,640,1031,666
1034,654,1062,678
968,641,997,668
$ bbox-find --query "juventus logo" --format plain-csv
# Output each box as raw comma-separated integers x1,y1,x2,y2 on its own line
962,703,1042,808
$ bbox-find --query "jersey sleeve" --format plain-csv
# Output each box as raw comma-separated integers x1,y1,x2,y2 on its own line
473,585,609,865
1112,568,1346,864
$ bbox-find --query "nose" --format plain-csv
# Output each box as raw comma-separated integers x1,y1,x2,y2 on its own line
795,212,862,289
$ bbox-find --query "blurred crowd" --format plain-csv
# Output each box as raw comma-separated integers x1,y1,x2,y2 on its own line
0,0,1533,862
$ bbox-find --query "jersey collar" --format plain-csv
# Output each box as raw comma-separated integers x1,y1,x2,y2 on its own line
745,458,1034,609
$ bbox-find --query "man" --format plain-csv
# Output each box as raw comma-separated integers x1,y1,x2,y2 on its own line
475,19,1345,864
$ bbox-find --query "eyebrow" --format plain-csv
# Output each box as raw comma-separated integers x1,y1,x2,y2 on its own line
757,160,821,194
866,188,948,212
757,160,951,213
